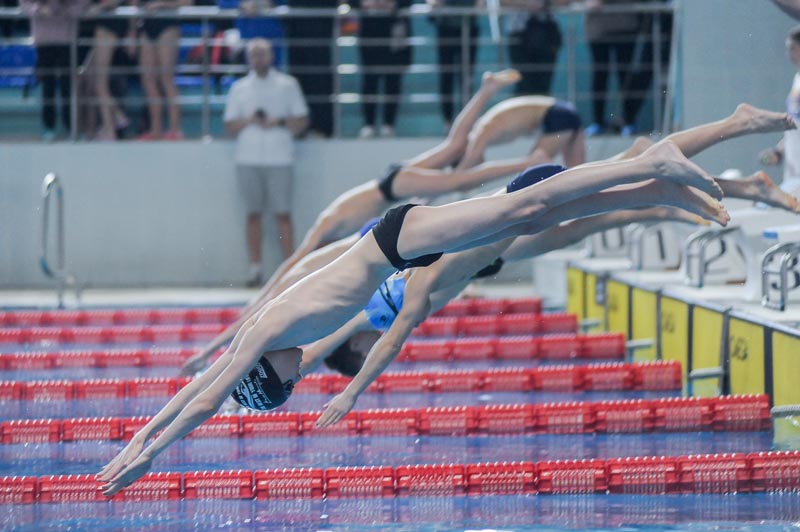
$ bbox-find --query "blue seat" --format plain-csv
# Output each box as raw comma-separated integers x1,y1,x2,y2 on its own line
0,45,37,89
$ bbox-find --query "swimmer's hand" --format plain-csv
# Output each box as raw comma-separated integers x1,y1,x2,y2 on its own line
316,392,357,428
99,453,153,498
97,435,146,483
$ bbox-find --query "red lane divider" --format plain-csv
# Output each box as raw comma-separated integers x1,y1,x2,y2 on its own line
0,324,229,347
0,307,240,328
411,312,576,338
0,395,771,444
0,312,576,347
0,360,680,402
0,298,544,329
0,332,625,371
1,450,796,503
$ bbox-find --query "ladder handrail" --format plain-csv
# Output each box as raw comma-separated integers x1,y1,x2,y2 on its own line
761,241,800,311
40,172,79,308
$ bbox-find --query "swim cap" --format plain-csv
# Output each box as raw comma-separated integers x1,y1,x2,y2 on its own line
359,217,382,238
230,355,294,411
506,164,566,193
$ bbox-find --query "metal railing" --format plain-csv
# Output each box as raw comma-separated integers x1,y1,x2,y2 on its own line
0,2,678,139
40,172,80,308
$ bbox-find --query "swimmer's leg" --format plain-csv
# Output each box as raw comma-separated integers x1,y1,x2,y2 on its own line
525,129,584,168
395,140,726,258
716,170,800,212
662,103,795,158
503,206,707,262
562,130,586,167
406,69,520,170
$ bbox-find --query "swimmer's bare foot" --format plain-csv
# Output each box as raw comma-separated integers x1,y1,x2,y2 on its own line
481,69,521,92
647,181,729,226
645,140,724,200
644,206,711,226
742,171,800,213
731,103,796,133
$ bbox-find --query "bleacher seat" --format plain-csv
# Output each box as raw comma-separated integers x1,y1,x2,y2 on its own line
0,45,36,89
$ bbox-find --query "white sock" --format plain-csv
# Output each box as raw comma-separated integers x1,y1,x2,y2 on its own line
248,263,261,277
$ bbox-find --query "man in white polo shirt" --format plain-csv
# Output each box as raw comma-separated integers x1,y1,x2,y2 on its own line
224,38,309,287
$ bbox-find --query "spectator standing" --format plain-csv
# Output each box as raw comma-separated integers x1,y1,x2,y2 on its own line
21,0,88,141
584,0,643,136
354,0,412,138
224,38,309,286
503,0,564,96
137,0,191,140
760,25,800,193
428,0,479,133
285,0,337,137
88,0,137,140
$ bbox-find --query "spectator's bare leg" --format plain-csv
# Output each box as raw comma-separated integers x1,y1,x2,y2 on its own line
156,27,181,137
139,37,163,137
247,213,262,268
93,27,118,140
407,69,520,170
276,213,295,259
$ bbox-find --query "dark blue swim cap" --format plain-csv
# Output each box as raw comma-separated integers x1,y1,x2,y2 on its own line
230,355,294,411
506,164,566,193
359,217,382,238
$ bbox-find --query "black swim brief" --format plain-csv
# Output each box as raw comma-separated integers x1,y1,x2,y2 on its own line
376,163,403,202
473,257,504,279
542,100,582,134
372,204,443,271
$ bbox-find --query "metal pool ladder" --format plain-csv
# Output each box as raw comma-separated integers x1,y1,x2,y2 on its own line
40,172,80,308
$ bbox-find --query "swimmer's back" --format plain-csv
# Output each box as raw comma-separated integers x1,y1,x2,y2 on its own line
476,95,557,135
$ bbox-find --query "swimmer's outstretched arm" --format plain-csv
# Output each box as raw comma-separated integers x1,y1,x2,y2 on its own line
315,241,513,427
257,216,337,298
99,346,238,489
100,331,276,496
315,273,435,428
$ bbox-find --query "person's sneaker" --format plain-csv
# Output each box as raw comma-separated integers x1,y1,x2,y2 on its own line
379,125,395,137
620,124,639,137
163,130,185,141
358,125,376,139
245,263,262,288
41,129,56,143
95,127,117,141
584,122,605,137
245,272,262,288
136,131,162,141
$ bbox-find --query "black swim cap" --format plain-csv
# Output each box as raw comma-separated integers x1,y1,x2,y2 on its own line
506,164,566,193
230,355,294,411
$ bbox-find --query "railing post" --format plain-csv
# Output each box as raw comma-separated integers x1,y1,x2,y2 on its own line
201,15,211,139
69,33,78,141
566,23,577,108
652,9,663,133
460,13,470,110
332,7,342,139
